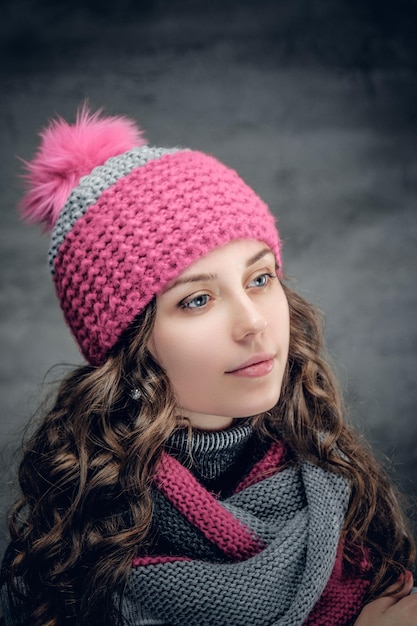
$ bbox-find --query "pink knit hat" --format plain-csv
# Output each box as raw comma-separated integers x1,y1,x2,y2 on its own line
20,106,282,365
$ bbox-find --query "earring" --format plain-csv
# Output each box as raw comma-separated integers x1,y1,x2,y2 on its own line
130,388,141,401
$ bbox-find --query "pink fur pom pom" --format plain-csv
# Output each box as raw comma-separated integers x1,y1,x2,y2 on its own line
19,105,146,231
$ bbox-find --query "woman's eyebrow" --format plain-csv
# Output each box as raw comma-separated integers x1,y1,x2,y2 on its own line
166,248,275,292
246,248,275,267
165,272,218,291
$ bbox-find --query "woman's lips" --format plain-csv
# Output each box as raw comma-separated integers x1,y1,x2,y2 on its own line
226,355,275,378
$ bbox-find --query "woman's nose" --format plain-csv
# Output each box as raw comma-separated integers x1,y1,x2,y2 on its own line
231,296,267,341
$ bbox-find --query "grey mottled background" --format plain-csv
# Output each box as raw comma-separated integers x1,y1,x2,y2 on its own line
1,0,417,565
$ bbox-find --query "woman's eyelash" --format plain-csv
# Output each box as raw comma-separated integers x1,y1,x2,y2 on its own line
179,294,210,309
250,272,277,286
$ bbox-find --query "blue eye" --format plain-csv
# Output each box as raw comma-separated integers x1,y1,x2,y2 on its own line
181,294,210,309
250,273,274,287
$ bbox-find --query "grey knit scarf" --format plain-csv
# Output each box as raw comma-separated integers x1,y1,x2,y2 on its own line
122,428,369,626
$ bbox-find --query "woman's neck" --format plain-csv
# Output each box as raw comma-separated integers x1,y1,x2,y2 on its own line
165,421,254,493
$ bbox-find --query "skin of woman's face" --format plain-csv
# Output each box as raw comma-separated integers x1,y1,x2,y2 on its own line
148,239,290,431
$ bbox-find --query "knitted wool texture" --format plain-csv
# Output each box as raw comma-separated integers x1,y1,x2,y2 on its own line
123,441,370,626
20,109,281,365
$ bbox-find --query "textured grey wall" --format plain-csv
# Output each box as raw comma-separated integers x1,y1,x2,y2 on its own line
1,0,417,563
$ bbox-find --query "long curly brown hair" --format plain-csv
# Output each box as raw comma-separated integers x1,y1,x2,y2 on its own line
3,283,415,626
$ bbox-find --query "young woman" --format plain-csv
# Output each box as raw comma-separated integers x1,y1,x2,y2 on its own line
1,107,416,626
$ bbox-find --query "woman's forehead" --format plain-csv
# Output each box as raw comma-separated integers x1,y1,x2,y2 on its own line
163,240,275,292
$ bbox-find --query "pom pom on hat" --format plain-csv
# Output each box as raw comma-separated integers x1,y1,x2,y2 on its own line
19,104,146,231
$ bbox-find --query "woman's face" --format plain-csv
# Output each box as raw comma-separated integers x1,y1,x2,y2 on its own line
148,239,290,431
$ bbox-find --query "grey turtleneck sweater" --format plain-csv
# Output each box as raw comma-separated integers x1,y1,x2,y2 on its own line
164,420,262,496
